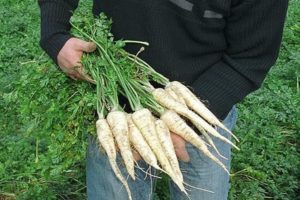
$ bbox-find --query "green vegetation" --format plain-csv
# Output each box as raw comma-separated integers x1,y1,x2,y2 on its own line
0,0,299,199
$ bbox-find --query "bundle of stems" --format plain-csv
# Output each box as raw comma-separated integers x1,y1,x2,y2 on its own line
71,12,239,200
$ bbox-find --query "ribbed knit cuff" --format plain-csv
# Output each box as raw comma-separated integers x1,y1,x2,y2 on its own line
39,0,78,64
40,34,71,64
191,61,255,120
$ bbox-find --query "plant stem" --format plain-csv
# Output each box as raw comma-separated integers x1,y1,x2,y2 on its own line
123,40,149,46
124,52,169,85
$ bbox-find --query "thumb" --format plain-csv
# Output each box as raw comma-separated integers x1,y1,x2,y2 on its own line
77,40,97,53
132,150,142,161
175,145,190,162
171,133,190,162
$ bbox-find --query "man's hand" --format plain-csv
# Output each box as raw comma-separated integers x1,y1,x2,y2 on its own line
170,133,190,162
57,37,96,83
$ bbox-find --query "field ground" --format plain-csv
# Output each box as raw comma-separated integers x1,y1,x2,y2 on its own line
0,0,299,199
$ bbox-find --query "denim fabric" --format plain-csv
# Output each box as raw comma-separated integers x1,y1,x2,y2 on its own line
87,106,237,200
169,106,237,200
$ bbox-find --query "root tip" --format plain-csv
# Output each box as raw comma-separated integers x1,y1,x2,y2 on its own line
233,145,240,151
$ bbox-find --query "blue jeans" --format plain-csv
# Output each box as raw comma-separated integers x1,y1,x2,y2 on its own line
87,107,237,200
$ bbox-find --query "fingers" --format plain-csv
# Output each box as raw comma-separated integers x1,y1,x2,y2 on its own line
171,133,190,162
64,64,95,84
68,73,79,81
74,65,96,84
75,38,97,53
57,38,97,83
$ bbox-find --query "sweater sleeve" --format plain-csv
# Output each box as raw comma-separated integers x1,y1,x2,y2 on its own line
191,0,288,119
38,0,79,64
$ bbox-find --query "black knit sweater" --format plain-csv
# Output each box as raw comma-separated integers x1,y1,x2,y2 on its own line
38,0,288,119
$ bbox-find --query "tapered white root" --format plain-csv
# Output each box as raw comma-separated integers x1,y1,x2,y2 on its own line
132,109,187,194
155,119,183,182
152,88,239,151
96,119,132,200
165,87,187,106
167,81,239,142
127,115,161,170
161,110,230,174
183,182,214,193
107,111,135,180
187,110,239,151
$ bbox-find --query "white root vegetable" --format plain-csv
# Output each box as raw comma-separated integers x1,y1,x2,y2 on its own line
167,81,238,141
107,111,135,180
161,87,223,157
152,88,239,151
96,119,132,200
127,115,160,170
160,110,229,174
155,119,183,182
165,87,186,106
132,109,187,194
188,110,239,150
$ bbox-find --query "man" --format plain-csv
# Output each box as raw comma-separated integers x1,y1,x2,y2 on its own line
38,0,288,199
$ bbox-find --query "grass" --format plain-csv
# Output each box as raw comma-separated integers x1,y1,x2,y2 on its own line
0,0,299,199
